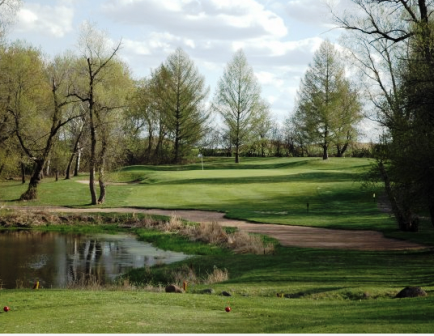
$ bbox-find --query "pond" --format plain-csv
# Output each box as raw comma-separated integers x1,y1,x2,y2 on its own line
0,230,191,289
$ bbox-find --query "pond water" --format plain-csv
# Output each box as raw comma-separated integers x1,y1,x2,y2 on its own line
0,230,190,289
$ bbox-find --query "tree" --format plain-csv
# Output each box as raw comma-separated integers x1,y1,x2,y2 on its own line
213,49,265,163
255,103,273,157
152,48,210,164
124,79,156,164
0,1,22,178
334,0,434,229
293,40,362,160
64,106,86,179
2,43,80,199
71,22,131,205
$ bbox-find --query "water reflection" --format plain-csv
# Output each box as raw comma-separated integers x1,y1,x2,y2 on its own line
0,230,190,289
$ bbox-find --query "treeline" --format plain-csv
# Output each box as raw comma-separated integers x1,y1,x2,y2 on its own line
0,1,370,207
0,15,366,205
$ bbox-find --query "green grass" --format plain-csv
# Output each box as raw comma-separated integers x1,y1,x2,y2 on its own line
126,246,434,299
2,157,433,243
1,157,434,333
0,158,387,229
0,288,433,333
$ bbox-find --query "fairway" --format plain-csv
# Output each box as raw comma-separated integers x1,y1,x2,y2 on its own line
0,157,389,229
98,157,389,231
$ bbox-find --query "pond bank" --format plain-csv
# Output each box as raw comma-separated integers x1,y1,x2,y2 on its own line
3,205,428,251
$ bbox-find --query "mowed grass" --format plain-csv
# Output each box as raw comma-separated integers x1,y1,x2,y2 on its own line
1,157,387,229
1,287,434,333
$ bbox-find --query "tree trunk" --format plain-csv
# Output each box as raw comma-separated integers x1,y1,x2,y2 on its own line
65,153,75,180
336,142,349,157
146,129,153,161
21,161,26,184
235,144,240,163
20,160,44,200
174,136,180,164
89,126,98,205
154,138,162,163
46,158,51,177
96,125,109,204
74,148,81,176
97,168,106,204
66,133,83,179
322,144,329,160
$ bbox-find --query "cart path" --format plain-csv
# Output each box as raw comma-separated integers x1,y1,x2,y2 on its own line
5,206,428,251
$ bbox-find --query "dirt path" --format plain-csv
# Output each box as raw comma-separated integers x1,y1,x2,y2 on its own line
6,205,428,251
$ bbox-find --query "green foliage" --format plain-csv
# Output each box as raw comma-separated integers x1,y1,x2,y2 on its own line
293,40,362,160
213,49,266,163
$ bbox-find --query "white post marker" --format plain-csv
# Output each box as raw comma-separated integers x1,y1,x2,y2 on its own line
198,153,203,170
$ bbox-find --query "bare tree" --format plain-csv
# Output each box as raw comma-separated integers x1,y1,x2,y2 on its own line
0,0,21,40
71,22,127,205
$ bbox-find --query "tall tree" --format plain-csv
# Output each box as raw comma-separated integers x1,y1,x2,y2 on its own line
255,102,273,157
152,48,210,164
213,49,264,163
124,79,156,164
293,40,362,160
334,0,434,229
71,22,130,205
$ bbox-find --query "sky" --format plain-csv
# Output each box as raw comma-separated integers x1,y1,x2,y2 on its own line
7,0,378,139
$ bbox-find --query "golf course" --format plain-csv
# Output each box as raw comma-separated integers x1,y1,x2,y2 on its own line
1,157,434,333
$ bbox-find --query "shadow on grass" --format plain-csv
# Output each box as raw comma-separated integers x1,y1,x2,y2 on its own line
152,171,357,186
127,248,434,294
119,158,317,173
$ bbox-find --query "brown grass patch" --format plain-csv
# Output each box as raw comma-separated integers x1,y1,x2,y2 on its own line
1,210,275,255
205,266,229,284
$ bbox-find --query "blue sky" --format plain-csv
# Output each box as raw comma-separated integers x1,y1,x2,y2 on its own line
7,0,375,136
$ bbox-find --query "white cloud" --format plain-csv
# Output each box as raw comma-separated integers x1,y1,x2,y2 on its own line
256,71,284,88
285,0,331,26
101,0,288,40
15,3,74,37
